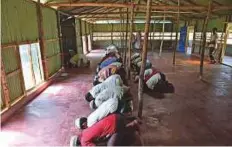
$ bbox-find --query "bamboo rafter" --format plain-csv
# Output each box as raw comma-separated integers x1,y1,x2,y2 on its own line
47,2,232,11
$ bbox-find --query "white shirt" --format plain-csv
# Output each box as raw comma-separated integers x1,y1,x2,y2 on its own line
87,98,118,127
146,73,161,90
89,74,123,98
131,53,140,61
209,33,218,48
94,86,125,107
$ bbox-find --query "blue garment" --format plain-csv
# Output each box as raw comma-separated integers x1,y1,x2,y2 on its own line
100,57,118,69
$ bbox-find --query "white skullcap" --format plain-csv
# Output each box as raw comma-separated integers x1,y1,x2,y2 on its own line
89,100,96,110
75,118,81,129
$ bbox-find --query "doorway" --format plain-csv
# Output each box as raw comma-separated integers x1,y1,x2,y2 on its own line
19,43,44,91
222,23,232,66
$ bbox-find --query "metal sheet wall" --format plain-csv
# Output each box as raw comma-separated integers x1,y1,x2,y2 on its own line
93,23,163,32
75,18,83,54
1,0,39,44
47,55,61,77
2,46,24,103
2,47,20,74
1,87,5,110
7,74,24,102
1,0,61,113
42,7,61,76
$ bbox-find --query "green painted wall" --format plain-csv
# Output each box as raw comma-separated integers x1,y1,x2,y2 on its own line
1,0,38,44
42,7,61,76
1,87,5,110
1,0,36,103
1,0,61,106
81,20,86,35
93,23,166,32
75,19,91,54
75,18,83,54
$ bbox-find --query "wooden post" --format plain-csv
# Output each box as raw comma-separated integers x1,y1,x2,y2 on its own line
124,8,129,65
219,16,228,62
159,11,166,56
120,8,123,52
192,20,198,54
56,11,64,68
138,0,152,118
122,13,125,54
1,61,11,108
173,0,180,65
220,17,229,63
36,0,49,80
200,0,212,78
199,19,206,55
152,22,156,53
171,21,174,50
85,22,89,53
150,23,153,52
127,3,135,80
111,23,114,44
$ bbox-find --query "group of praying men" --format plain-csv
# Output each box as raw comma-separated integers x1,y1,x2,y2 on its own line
131,53,175,94
70,45,143,146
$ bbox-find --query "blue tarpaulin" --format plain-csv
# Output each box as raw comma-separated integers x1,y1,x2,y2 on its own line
178,26,187,52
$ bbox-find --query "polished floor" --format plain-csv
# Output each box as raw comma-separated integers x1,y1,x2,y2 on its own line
1,51,232,146
222,55,232,67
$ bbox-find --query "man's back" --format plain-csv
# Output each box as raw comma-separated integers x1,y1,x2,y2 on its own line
80,114,118,146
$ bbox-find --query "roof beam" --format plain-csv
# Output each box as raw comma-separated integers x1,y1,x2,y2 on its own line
47,2,232,12
75,10,200,16
47,2,209,10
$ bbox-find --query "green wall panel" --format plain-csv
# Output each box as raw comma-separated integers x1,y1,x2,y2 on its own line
2,47,20,74
7,74,23,102
81,21,86,35
45,40,60,58
48,55,61,76
1,0,39,44
207,17,226,31
86,22,90,35
42,7,58,40
1,87,5,110
92,23,164,32
42,7,61,77
75,18,83,54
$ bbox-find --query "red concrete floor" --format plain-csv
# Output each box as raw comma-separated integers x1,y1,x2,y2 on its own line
1,51,232,146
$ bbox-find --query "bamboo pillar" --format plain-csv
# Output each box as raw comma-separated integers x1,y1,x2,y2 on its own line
220,17,229,63
56,11,64,68
219,16,229,63
199,19,206,55
173,0,180,65
171,21,174,50
124,8,129,66
159,12,166,56
1,61,11,108
138,0,152,118
120,8,123,52
36,0,49,80
200,0,212,78
192,20,198,54
127,3,135,80
152,22,156,53
122,12,125,54
85,22,89,53
111,23,114,44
